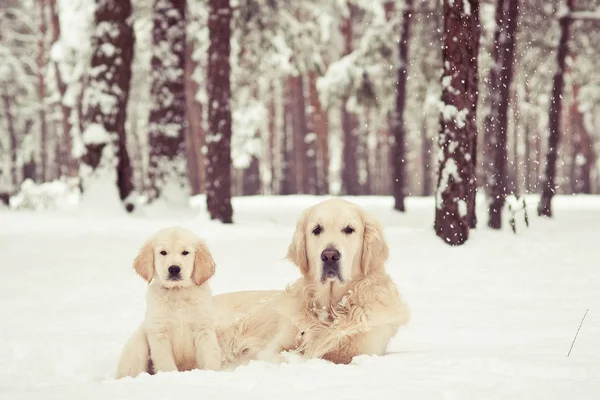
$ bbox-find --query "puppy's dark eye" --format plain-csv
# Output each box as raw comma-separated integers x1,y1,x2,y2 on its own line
182,251,189,256
312,225,323,236
343,226,355,234
160,251,167,256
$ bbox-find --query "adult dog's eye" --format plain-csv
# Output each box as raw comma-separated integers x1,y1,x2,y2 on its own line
312,225,323,236
160,251,167,256
343,226,355,234
182,251,189,256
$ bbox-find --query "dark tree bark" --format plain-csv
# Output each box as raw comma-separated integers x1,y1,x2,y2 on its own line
291,75,309,193
206,0,233,223
184,36,205,196
304,74,319,195
308,72,329,195
37,0,48,183
147,0,188,203
81,0,134,206
434,0,480,246
391,0,413,211
48,0,76,178
341,6,360,195
282,76,300,194
487,0,519,229
538,0,573,217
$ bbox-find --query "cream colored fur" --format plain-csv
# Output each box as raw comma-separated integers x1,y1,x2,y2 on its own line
115,227,221,378
214,198,410,366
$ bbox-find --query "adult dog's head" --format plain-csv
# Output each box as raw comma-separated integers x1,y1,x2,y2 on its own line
133,226,216,288
287,199,389,285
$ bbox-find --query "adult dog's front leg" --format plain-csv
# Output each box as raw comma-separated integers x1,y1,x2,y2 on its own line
195,328,222,371
147,331,178,373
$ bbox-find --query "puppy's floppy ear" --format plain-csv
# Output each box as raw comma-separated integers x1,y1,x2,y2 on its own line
287,208,310,276
133,240,154,282
192,240,216,286
360,208,389,276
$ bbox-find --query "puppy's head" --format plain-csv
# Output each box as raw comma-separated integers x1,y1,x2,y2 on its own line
133,227,216,288
287,199,388,285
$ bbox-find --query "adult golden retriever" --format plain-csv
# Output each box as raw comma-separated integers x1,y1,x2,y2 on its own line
116,227,221,378
215,198,410,366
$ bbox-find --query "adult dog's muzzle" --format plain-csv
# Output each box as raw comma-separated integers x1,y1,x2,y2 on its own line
320,247,343,283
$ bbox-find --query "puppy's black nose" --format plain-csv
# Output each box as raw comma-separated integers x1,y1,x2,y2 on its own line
321,248,340,263
168,265,181,275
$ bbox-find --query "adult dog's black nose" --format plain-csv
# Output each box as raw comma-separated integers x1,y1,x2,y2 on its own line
168,265,181,275
321,248,340,263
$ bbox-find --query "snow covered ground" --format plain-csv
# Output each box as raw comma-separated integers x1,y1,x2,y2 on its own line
1,195,599,399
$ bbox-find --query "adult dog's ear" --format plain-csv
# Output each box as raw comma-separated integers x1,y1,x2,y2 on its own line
133,240,154,282
287,208,310,276
360,208,389,276
192,240,216,286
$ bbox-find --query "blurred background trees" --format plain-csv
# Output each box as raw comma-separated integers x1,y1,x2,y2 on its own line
1,0,599,233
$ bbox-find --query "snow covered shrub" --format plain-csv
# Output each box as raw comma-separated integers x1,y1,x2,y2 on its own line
9,179,81,211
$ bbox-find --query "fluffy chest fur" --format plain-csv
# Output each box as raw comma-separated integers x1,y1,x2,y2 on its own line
145,283,214,370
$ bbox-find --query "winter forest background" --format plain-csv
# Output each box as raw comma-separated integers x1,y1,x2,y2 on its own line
1,0,600,245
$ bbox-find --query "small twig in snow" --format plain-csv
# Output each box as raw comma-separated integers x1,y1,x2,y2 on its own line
567,309,589,357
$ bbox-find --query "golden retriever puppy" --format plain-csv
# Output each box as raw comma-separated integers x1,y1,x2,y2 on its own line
214,198,410,366
115,227,221,378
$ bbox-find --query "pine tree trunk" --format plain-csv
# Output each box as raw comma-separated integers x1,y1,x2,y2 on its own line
81,0,135,208
538,0,573,217
282,76,298,194
206,0,233,223
2,94,18,190
37,0,48,183
482,0,504,198
48,0,76,178
184,37,205,196
523,85,532,193
304,74,319,195
341,6,360,195
569,84,593,194
421,117,433,196
292,75,310,194
308,72,329,195
434,0,480,246
391,0,413,211
242,155,261,195
147,0,188,204
487,0,519,229
269,80,283,194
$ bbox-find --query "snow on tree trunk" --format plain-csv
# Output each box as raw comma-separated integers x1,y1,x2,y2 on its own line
391,0,413,212
206,0,233,223
37,0,49,183
184,36,205,196
487,0,519,229
434,0,480,246
341,6,360,196
147,0,189,206
308,72,329,195
538,0,573,217
81,0,135,211
48,0,76,178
